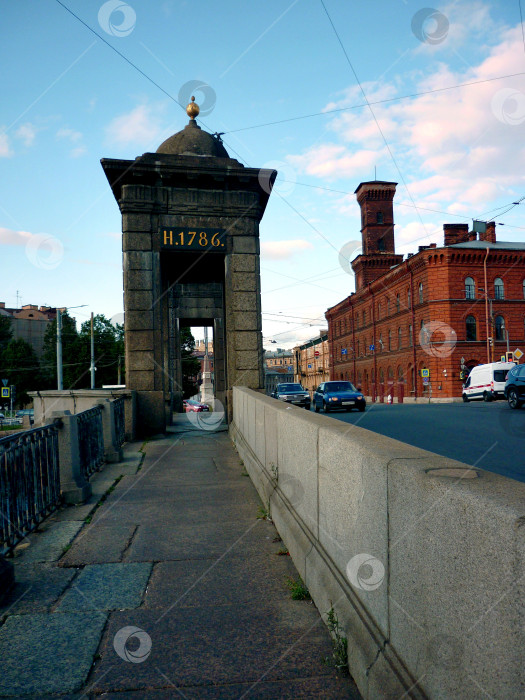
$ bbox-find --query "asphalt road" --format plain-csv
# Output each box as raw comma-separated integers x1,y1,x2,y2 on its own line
315,400,525,483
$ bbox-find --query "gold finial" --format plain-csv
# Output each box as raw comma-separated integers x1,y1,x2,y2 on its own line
186,95,200,120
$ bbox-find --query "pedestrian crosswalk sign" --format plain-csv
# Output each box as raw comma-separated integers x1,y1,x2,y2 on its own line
1,387,10,398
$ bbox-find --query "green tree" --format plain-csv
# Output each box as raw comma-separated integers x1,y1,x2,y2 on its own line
42,312,83,389
0,315,13,356
181,326,200,399
0,338,42,407
77,315,124,388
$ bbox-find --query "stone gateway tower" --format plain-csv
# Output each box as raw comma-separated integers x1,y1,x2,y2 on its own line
102,99,276,435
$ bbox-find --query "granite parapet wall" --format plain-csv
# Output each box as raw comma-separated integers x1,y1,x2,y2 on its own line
230,386,525,700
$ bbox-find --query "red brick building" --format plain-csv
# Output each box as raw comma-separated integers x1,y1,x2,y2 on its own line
326,181,525,400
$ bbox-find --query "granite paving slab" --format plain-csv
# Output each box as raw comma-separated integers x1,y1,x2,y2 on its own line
88,603,336,692
0,611,106,696
57,562,153,612
98,675,360,699
15,521,84,563
124,518,280,562
0,563,76,616
144,552,297,609
59,523,138,566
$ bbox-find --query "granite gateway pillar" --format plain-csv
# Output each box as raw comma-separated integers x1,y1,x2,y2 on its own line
102,98,276,435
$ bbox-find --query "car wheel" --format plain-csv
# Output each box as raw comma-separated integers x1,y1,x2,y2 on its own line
323,401,330,413
314,403,320,413
508,388,522,410
462,394,469,403
305,404,311,410
358,405,365,412
483,392,492,402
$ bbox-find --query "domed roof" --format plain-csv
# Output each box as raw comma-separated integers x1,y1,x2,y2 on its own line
156,119,229,158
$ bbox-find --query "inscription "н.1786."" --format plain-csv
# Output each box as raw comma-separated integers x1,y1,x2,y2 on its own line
161,227,226,251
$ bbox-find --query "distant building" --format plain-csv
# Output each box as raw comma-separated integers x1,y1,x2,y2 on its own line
293,331,330,395
264,348,294,370
325,181,525,400
0,303,62,357
264,367,295,395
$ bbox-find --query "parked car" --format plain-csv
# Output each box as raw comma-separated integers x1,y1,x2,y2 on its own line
313,381,366,412
272,383,311,409
462,361,516,402
0,413,4,420
503,363,525,409
183,399,210,413
15,409,34,418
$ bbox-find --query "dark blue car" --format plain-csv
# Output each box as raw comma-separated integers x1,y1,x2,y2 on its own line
313,381,366,413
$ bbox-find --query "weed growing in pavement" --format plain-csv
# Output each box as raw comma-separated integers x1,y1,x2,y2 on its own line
62,543,72,555
276,547,290,556
256,505,271,520
285,576,311,600
84,475,124,524
270,462,278,481
324,606,348,674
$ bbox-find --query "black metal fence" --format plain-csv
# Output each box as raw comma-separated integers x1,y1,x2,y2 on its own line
77,406,105,480
0,424,60,556
113,397,125,447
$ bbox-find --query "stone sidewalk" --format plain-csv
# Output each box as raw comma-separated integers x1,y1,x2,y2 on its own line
0,419,361,698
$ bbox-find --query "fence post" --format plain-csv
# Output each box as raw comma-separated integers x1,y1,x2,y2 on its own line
98,400,123,463
51,410,92,504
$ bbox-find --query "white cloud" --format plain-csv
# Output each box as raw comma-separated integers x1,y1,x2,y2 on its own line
15,123,38,147
70,146,87,158
57,127,83,143
261,239,314,260
0,131,12,157
105,104,164,147
287,22,525,213
0,227,38,246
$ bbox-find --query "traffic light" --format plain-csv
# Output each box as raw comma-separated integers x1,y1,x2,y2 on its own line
506,352,514,362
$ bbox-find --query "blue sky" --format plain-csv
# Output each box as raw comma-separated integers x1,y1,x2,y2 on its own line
1,0,524,346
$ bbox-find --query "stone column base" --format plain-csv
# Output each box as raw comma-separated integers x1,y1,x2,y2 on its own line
61,482,92,505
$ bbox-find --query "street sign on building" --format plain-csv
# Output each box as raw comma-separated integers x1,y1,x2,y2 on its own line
1,387,10,398
307,364,312,369
514,348,523,361
421,368,430,378
369,344,375,352
341,348,347,355
422,377,430,385
314,350,320,357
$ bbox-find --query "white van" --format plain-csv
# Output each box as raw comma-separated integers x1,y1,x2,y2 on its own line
462,361,516,402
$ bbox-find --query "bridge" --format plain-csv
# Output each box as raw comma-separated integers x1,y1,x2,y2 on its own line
1,100,523,699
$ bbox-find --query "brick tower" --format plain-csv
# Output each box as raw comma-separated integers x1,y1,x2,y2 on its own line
351,181,403,291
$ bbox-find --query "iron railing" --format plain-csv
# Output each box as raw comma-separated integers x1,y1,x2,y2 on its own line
113,397,125,447
0,424,60,556
77,406,104,480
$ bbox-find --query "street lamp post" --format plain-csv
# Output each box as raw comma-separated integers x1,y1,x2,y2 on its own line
56,305,87,390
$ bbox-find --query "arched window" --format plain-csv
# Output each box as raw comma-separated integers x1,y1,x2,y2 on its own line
388,329,392,351
396,294,400,312
357,339,360,356
379,368,384,383
378,238,385,251
418,282,424,304
398,327,402,348
363,310,366,326
495,315,505,341
407,287,411,308
398,366,404,381
378,302,381,318
408,324,413,346
377,212,384,224
379,332,383,351
523,280,525,299
386,297,390,315
465,277,475,300
494,278,504,300
466,315,477,341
